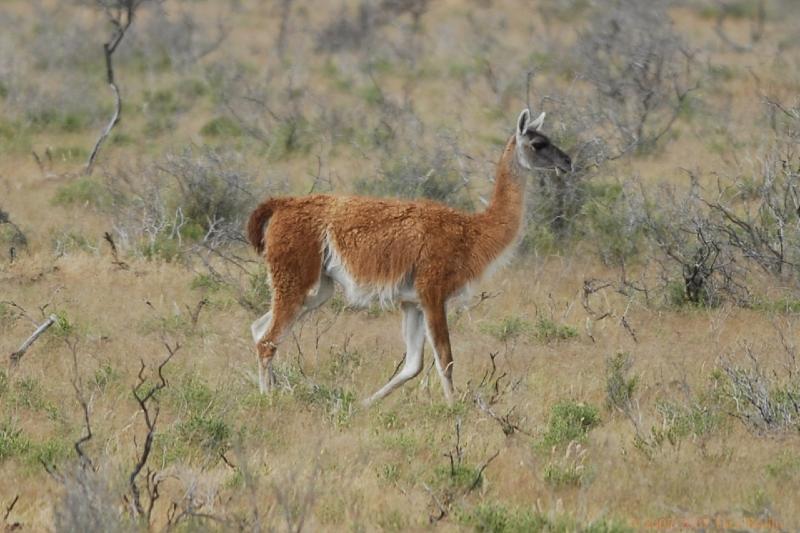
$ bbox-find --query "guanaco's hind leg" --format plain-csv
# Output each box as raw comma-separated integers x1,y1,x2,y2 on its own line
363,302,425,407
254,275,334,394
421,300,455,405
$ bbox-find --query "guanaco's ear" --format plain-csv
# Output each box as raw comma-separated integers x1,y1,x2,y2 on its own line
528,111,546,132
517,109,531,136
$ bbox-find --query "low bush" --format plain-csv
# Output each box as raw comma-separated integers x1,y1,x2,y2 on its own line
605,352,637,413
533,317,578,342
52,178,110,209
539,400,600,449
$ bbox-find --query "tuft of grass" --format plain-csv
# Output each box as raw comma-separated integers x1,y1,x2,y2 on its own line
14,377,55,413
52,310,78,338
48,146,89,163
539,400,601,449
191,273,225,293
766,452,800,481
0,419,31,462
169,375,214,415
296,382,356,427
605,352,637,413
91,362,119,392
579,182,646,266
481,316,531,343
177,413,231,457
433,462,484,492
533,317,578,342
28,437,71,470
52,178,110,209
200,115,243,138
457,502,632,533
543,463,581,488
240,266,272,314
28,108,92,133
0,119,32,153
377,463,401,484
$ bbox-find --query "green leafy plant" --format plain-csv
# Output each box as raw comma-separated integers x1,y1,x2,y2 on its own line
539,400,600,448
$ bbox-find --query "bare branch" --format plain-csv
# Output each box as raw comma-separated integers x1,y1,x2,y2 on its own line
9,314,58,365
128,341,180,522
86,1,147,175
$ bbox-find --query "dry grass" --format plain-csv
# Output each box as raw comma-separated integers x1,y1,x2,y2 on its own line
2,0,800,531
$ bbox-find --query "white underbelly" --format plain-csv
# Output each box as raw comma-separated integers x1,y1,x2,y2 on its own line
321,232,474,309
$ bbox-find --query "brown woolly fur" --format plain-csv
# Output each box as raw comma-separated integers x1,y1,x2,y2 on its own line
246,198,279,254
248,109,571,404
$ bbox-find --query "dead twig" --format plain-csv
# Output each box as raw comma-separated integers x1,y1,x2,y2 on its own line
68,338,95,471
469,450,500,492
104,231,129,270
86,1,147,175
422,482,447,523
3,495,21,531
127,341,180,523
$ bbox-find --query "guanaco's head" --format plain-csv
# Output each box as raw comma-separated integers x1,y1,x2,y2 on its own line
514,109,572,173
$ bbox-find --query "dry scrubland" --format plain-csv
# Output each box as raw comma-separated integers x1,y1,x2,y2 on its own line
1,0,800,530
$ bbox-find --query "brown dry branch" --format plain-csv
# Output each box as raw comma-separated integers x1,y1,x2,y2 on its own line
103,231,129,270
2,495,21,532
126,341,179,523
86,0,149,175
67,338,96,471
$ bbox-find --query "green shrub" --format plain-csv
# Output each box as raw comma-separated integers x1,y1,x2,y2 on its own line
200,116,243,138
49,146,89,163
579,182,646,265
533,317,578,342
170,375,214,415
52,310,77,338
53,178,110,208
518,224,558,256
457,503,632,533
433,462,483,492
543,462,584,488
296,382,356,427
14,376,58,413
178,413,231,457
28,108,91,133
605,352,637,412
91,362,119,392
239,266,272,314
480,316,531,342
143,88,183,115
52,230,96,255
191,273,225,293
766,452,800,481
143,115,176,137
29,437,71,470
458,503,549,532
139,233,182,263
266,118,312,160
354,144,472,210
0,420,30,461
539,400,600,448
0,118,32,153
177,78,208,101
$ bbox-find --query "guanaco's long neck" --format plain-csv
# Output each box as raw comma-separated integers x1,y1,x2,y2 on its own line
471,135,527,262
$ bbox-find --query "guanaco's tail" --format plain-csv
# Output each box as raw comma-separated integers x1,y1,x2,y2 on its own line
247,198,280,254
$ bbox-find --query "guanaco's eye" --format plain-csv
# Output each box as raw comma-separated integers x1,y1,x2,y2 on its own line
531,138,549,150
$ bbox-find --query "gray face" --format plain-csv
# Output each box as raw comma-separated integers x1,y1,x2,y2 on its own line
515,110,572,173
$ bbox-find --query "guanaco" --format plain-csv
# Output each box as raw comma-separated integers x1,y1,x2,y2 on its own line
247,109,571,405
